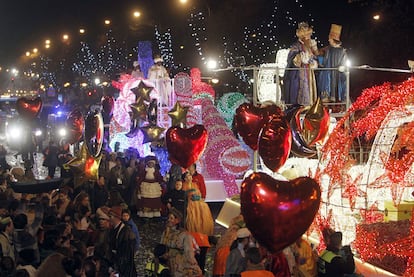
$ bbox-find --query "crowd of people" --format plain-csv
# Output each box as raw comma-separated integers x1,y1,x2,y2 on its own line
0,144,216,276
0,141,357,277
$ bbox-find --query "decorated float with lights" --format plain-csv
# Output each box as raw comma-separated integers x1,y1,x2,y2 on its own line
103,58,414,275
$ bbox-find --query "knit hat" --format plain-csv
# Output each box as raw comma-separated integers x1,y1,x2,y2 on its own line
96,207,110,220
0,215,11,225
154,55,163,63
145,155,158,164
169,207,183,221
237,227,251,239
109,206,122,219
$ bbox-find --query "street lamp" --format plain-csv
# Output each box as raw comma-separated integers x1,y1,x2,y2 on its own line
45,39,51,49
133,11,141,18
178,0,211,16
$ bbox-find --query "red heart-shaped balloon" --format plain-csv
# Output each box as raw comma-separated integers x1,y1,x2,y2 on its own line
241,172,321,253
165,124,208,168
258,115,292,172
234,103,282,150
16,97,42,120
65,109,84,145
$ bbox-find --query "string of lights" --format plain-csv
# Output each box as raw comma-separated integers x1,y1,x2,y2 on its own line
155,26,175,71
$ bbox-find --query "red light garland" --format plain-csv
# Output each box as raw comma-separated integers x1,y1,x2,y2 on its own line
354,219,411,275
318,78,414,275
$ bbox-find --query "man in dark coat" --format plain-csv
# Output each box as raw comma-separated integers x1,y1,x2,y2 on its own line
43,140,59,179
108,205,137,277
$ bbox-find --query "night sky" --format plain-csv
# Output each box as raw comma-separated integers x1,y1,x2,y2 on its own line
0,0,412,69
0,0,352,64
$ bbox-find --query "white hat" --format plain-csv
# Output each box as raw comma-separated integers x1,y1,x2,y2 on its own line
237,227,251,238
154,57,163,63
96,207,110,220
133,61,139,67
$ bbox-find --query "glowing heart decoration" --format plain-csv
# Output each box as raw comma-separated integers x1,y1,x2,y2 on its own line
234,103,282,150
165,124,208,169
65,109,84,145
241,172,321,253
84,111,104,157
16,97,42,120
258,115,292,172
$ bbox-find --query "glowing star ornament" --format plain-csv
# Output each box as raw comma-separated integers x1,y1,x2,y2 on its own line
140,125,165,144
65,144,101,183
131,81,153,102
130,99,148,122
168,101,189,127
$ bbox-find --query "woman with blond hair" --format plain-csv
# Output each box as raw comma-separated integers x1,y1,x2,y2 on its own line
182,171,214,236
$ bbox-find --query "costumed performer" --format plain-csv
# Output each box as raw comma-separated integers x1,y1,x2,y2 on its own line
131,61,144,79
148,55,171,107
317,24,347,103
160,207,202,277
283,22,319,106
136,156,164,218
182,171,214,236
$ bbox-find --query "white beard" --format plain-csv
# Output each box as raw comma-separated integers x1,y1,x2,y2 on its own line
145,167,156,180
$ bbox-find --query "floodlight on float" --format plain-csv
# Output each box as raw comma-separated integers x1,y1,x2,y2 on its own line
206,59,217,70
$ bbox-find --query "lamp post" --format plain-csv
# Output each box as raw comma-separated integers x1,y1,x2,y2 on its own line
178,0,211,16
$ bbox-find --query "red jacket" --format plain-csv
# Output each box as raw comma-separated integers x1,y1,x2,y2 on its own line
192,173,206,199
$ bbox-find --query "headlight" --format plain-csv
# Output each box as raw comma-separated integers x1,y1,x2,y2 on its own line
58,128,67,137
34,129,43,137
7,124,23,140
